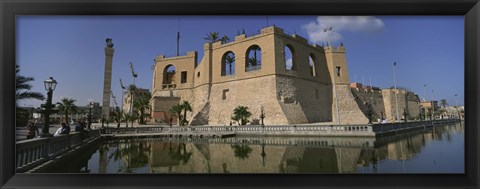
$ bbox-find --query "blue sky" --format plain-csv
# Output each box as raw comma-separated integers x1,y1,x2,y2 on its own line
16,16,464,108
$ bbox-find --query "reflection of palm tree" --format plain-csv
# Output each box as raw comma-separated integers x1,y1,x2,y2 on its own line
169,143,192,163
105,141,151,173
231,145,253,159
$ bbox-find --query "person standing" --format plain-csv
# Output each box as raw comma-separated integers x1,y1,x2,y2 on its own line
26,122,39,139
54,122,70,136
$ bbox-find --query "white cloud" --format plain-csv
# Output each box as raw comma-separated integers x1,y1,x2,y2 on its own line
302,16,385,44
286,58,293,70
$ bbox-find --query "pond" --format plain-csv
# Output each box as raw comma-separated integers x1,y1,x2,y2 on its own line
41,122,464,174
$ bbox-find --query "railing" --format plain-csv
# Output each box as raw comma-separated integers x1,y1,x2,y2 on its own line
372,119,459,134
101,119,459,138
161,83,176,89
16,129,101,172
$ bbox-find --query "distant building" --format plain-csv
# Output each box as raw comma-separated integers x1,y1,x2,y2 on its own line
123,88,150,114
350,83,421,122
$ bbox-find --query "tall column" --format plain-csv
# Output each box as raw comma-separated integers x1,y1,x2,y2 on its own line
102,38,114,118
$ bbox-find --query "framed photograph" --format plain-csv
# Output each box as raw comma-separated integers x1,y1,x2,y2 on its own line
1,0,479,188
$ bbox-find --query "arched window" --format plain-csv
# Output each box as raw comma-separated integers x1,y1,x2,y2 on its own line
284,45,295,71
163,65,176,89
245,45,262,72
221,51,235,76
309,54,316,76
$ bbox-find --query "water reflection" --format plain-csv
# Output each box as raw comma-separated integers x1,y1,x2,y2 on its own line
41,122,464,174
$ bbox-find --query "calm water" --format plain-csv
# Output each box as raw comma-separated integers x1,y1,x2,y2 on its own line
42,122,464,174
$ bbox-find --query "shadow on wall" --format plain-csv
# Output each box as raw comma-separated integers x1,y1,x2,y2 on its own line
190,102,210,126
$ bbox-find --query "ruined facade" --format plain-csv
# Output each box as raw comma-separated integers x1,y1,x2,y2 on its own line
150,26,420,125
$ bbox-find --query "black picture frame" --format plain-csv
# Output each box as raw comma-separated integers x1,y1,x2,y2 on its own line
1,0,478,188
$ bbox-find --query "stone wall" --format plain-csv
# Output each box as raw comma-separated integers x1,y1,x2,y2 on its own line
382,89,421,121
350,88,386,121
333,85,369,124
275,76,332,123
207,75,288,125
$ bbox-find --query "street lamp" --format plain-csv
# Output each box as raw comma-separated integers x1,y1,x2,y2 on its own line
431,90,435,120
260,106,265,126
40,77,57,137
324,26,341,125
88,102,94,130
120,78,126,113
393,62,399,122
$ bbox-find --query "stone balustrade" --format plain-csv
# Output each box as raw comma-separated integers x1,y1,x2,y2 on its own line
16,130,101,172
102,119,459,138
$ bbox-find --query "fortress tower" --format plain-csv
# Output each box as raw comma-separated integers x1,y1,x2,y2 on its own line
102,38,114,118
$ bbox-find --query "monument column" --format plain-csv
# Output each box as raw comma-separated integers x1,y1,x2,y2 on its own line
102,38,114,118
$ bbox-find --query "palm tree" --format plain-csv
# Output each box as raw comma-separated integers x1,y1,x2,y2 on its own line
16,65,45,103
56,98,78,124
169,104,183,126
231,106,252,125
123,112,131,127
252,46,260,63
180,101,192,126
440,99,448,108
220,35,230,44
248,57,259,66
204,32,220,43
225,54,235,75
16,64,45,126
133,92,151,125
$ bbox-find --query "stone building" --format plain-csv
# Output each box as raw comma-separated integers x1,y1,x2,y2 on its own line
123,88,150,114
350,83,421,122
150,26,419,125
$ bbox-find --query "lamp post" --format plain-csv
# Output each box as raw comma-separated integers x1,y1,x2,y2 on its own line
260,106,265,126
423,84,427,102
431,90,435,120
120,78,126,127
324,26,341,125
88,102,93,130
129,62,138,128
393,62,399,122
40,77,57,137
